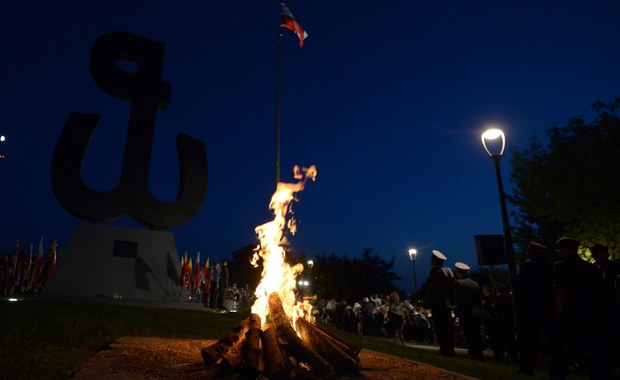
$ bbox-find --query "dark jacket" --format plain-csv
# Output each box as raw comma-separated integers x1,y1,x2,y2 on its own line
418,266,455,309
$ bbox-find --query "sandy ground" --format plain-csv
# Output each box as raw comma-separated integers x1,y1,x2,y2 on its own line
70,336,475,380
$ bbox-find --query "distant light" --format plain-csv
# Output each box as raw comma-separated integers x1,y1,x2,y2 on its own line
8,298,18,302
0,135,5,142
0,154,5,159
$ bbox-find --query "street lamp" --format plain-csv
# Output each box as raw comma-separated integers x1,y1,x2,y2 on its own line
0,135,5,160
481,127,519,325
408,248,418,294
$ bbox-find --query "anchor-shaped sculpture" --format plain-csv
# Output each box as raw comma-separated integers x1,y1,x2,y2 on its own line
51,32,207,230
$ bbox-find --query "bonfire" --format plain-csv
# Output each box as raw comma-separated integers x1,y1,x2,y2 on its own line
201,165,361,379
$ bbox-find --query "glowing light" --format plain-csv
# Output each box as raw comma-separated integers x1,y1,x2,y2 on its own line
481,128,506,157
251,165,317,330
8,298,18,302
408,248,417,261
0,135,5,142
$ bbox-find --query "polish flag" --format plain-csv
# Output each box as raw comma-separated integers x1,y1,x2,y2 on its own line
280,3,308,48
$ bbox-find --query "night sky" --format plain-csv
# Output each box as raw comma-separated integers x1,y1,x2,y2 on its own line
1,1,620,293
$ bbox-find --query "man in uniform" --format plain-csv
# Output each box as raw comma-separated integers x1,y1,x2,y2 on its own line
454,262,483,359
418,250,456,356
516,241,566,378
590,244,620,298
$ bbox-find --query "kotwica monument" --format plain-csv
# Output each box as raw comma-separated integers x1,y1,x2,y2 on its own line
44,32,207,302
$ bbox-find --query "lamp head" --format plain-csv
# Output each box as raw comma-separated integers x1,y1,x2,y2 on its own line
408,248,417,261
481,128,506,157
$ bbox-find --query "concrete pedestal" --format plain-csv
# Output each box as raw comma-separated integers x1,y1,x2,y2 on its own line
44,223,182,301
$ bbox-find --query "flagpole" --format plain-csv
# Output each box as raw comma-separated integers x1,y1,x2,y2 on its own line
275,1,284,188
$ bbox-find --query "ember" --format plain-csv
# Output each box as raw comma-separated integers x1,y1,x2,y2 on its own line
201,165,362,378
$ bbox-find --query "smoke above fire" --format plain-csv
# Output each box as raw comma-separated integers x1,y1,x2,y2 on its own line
250,165,317,327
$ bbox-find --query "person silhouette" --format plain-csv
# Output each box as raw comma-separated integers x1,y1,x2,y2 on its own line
454,262,483,359
418,250,456,356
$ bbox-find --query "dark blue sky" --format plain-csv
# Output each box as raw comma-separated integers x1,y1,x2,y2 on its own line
1,1,619,293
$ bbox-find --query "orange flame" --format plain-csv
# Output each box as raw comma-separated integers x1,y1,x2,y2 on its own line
251,165,317,328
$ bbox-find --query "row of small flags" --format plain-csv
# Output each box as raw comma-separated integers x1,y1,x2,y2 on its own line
3,237,59,294
179,252,211,297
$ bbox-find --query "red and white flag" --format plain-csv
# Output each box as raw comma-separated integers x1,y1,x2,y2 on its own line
45,238,58,280
280,3,308,48
194,252,202,291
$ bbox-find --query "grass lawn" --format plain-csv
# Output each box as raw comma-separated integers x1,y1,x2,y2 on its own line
0,297,587,380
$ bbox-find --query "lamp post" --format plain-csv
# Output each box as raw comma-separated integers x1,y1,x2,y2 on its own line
0,135,5,160
408,248,418,294
480,128,517,292
305,260,314,294
481,128,519,342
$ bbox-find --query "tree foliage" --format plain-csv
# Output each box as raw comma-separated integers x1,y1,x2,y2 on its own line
509,97,620,259
308,248,401,301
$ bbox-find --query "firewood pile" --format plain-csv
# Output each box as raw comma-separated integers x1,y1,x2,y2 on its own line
201,293,362,379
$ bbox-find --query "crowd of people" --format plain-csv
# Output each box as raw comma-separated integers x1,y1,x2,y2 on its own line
312,238,620,380
311,294,436,345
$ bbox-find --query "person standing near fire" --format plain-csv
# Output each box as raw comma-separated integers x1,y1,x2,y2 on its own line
418,250,456,356
209,260,220,308
218,260,229,309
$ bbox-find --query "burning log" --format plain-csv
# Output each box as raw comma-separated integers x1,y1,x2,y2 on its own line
200,318,250,367
201,302,363,378
296,317,361,373
262,325,296,379
268,293,336,378
243,313,264,378
312,322,363,357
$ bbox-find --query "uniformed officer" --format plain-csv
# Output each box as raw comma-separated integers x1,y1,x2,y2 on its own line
516,241,566,378
418,250,456,356
454,262,483,359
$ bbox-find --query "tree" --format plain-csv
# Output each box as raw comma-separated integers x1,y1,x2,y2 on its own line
509,97,620,259
310,248,401,301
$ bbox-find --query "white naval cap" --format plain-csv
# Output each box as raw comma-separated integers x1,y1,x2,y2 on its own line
432,250,447,261
455,262,470,271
